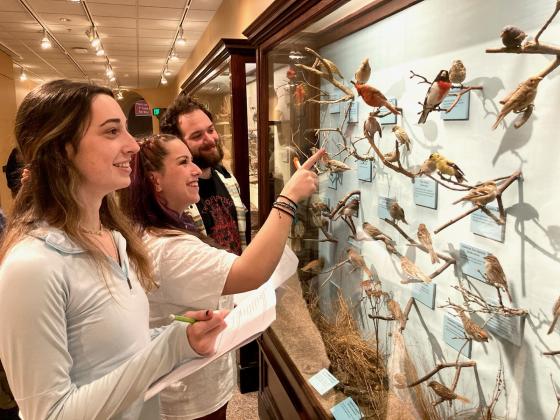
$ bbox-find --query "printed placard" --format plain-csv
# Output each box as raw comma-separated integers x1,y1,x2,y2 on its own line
308,368,340,395
357,159,373,182
347,101,359,123
331,397,363,420
412,283,437,309
441,88,470,121
485,299,525,346
413,178,438,209
377,196,393,220
379,98,397,125
443,313,472,358
329,91,340,114
470,205,505,243
459,243,489,282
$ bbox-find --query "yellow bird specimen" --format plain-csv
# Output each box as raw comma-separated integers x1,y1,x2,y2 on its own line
431,152,466,183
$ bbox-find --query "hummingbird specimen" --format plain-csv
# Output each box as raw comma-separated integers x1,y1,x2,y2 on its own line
400,256,431,283
453,181,497,206
483,254,513,303
547,296,560,335
428,381,470,406
389,201,408,225
417,224,440,264
418,70,452,124
392,125,411,151
351,81,400,115
492,76,542,130
354,58,371,84
449,60,466,85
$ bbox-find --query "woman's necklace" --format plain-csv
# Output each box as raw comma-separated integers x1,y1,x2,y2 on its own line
81,224,104,236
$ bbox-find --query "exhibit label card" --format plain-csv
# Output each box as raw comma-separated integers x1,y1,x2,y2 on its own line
377,197,393,220
348,101,359,123
331,397,363,420
413,178,438,209
485,299,525,346
470,205,505,243
459,243,489,282
412,283,437,309
308,368,339,395
441,88,470,121
357,159,373,182
379,98,397,125
443,313,472,358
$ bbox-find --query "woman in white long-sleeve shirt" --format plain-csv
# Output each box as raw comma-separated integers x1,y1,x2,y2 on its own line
0,80,227,420
121,133,323,419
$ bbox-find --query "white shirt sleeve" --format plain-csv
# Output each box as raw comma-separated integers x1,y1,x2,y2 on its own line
147,234,238,310
0,249,200,420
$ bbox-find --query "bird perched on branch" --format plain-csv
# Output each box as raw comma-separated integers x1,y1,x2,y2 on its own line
417,224,440,265
428,381,470,406
347,248,373,280
364,112,382,139
416,156,437,177
449,60,466,85
492,76,542,130
387,298,407,331
483,254,513,303
322,155,350,173
354,58,371,84
317,58,344,79
351,81,400,115
390,201,408,225
300,258,324,274
384,144,400,163
547,296,560,335
453,181,497,206
500,25,527,48
400,256,431,283
392,125,411,151
431,152,467,183
455,309,489,342
418,70,452,124
363,222,397,254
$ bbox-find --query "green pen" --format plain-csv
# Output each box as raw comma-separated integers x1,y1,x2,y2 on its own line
169,314,197,324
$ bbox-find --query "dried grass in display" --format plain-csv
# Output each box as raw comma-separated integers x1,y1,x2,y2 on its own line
310,293,387,419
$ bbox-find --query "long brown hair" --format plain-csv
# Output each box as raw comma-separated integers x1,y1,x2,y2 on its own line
0,79,155,290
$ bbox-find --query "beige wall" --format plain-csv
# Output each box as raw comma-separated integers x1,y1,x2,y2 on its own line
15,78,40,108
173,0,274,92
131,86,176,133
0,52,18,212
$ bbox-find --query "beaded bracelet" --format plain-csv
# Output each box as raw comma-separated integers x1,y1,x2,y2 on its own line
277,194,298,208
273,201,297,213
272,203,295,219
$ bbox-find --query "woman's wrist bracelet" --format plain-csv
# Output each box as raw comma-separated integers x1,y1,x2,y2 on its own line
272,204,295,219
273,200,297,213
277,194,298,208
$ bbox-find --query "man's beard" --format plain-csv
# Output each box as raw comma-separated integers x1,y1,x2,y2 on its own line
192,139,224,169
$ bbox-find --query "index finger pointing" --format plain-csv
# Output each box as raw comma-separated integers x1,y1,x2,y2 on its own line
300,148,325,170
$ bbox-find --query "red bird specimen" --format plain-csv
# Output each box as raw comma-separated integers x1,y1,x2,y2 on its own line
286,66,297,81
351,81,400,115
418,70,452,124
293,83,306,106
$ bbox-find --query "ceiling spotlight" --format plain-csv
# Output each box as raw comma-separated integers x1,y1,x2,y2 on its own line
164,66,171,76
19,68,27,81
91,35,100,48
176,26,186,46
95,46,105,56
68,0,82,3
109,76,116,82
41,30,51,49
288,50,304,61
161,75,168,85
170,49,178,61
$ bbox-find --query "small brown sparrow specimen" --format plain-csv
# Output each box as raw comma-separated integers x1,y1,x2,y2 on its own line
456,309,489,342
387,298,406,331
351,81,400,115
449,60,466,85
483,254,513,303
500,25,527,48
389,201,408,225
492,76,543,130
453,181,497,206
400,256,431,283
547,296,560,335
354,57,371,84
347,248,373,279
417,224,440,264
300,258,324,273
322,154,351,173
392,125,411,151
416,156,437,176
363,112,382,139
428,381,470,405
384,146,400,163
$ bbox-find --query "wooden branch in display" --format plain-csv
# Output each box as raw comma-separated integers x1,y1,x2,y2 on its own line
551,374,560,420
484,367,505,420
409,70,431,84
445,86,483,113
329,190,361,219
544,350,560,356
295,47,354,104
364,131,416,179
536,1,560,43
368,297,414,331
319,258,350,288
407,361,477,388
434,170,521,234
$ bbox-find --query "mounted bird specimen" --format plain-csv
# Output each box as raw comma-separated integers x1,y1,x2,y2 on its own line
453,181,497,206
492,76,542,130
418,70,452,124
354,57,371,84
351,81,400,115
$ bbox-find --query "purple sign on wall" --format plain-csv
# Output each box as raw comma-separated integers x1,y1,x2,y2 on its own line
135,100,150,117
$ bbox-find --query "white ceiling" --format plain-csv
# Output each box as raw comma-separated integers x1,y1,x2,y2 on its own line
0,0,222,89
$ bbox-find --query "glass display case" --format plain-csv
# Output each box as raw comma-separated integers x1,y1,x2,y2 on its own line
247,0,560,418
